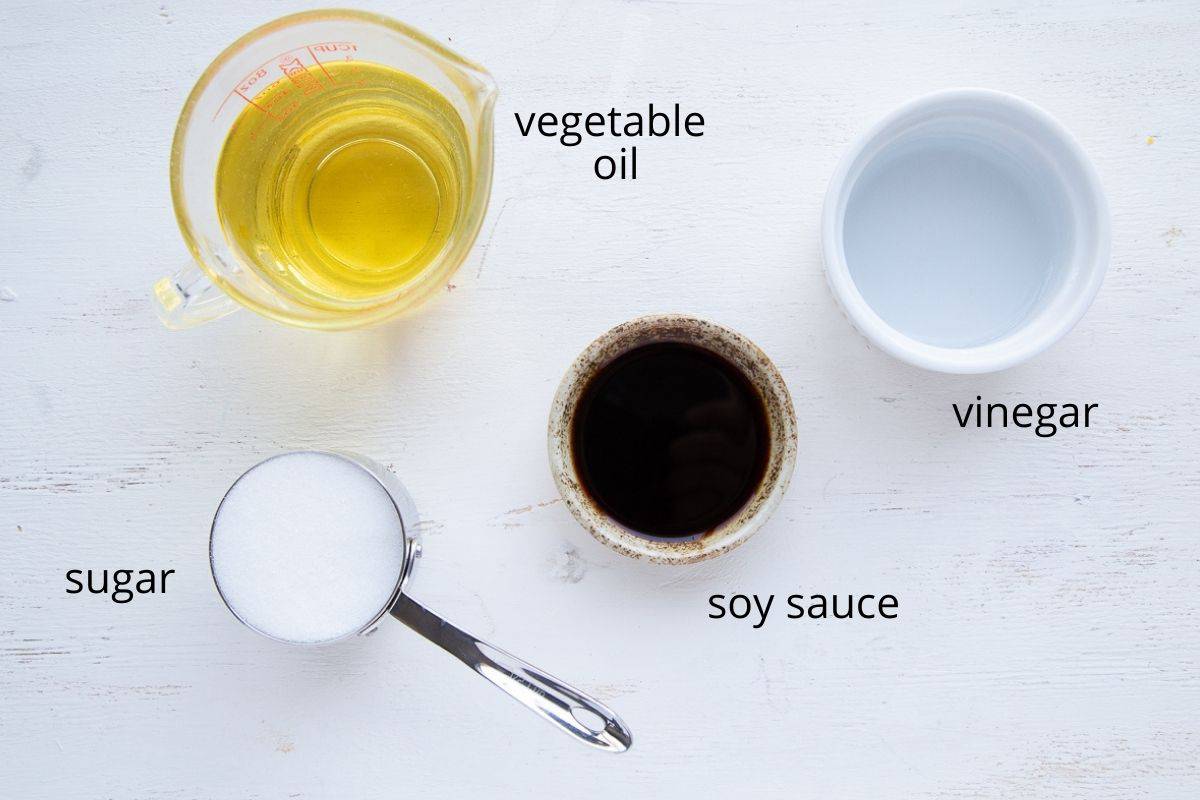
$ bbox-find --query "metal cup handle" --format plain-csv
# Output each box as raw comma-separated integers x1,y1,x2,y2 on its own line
390,595,632,752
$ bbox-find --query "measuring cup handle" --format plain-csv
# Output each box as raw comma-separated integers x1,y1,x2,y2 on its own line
390,595,632,753
153,261,239,329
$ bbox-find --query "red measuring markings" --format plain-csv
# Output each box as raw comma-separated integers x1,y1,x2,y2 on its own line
279,57,323,97
310,42,357,53
212,42,357,121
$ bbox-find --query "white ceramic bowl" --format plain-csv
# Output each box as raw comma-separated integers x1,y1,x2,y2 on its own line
822,88,1109,373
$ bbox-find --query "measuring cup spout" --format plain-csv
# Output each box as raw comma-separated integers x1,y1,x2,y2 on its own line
153,261,239,329
465,69,499,112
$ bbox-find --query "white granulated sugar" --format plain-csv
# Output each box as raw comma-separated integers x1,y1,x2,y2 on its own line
210,452,407,644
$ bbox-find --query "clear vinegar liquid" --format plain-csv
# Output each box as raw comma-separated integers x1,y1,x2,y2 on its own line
215,61,470,307
842,135,1067,348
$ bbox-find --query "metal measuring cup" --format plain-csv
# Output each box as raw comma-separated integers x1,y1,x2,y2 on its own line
210,451,632,752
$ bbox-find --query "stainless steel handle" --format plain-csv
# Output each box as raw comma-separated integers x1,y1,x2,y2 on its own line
390,594,632,752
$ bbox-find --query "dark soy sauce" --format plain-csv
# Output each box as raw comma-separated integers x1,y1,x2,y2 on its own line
571,341,770,539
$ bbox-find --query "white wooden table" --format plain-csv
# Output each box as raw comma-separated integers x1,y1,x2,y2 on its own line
3,1,1198,797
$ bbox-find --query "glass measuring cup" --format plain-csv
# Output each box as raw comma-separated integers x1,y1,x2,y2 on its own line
156,10,497,330
209,451,633,752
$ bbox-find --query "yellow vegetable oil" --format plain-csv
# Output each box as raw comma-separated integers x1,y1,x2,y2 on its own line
215,61,469,307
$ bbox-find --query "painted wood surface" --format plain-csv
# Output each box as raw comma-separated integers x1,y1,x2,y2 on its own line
2,1,1197,797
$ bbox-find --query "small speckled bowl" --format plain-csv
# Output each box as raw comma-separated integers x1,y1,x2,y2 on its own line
548,314,797,565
